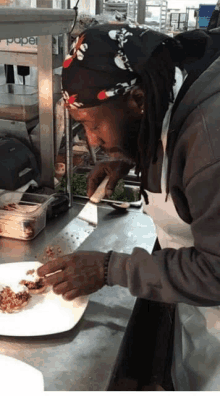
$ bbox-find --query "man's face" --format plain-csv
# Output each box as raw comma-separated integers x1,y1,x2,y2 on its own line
67,94,142,162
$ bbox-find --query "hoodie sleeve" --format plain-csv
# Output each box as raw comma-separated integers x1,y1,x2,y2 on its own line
107,97,220,307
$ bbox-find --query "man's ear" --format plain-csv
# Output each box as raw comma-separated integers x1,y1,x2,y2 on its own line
127,87,145,115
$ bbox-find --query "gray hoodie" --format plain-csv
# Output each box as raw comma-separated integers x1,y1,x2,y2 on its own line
107,37,220,307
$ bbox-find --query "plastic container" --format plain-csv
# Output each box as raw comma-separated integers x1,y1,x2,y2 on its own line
0,84,38,122
0,191,54,240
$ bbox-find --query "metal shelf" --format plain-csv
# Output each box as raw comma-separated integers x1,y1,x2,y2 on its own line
0,7,75,197
0,7,74,39
128,0,168,32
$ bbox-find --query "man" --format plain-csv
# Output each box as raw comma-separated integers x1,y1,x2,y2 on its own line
38,23,220,390
208,0,220,30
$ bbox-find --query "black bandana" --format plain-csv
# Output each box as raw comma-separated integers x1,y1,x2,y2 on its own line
62,23,174,108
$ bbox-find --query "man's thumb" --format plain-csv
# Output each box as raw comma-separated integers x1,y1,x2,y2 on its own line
105,178,119,198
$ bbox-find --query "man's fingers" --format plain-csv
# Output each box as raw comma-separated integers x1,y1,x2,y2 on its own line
87,169,119,198
106,177,119,198
87,179,98,198
87,169,106,198
37,258,66,277
43,270,66,286
63,289,82,301
53,281,72,295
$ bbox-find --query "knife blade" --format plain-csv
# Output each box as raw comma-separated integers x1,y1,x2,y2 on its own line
38,176,109,261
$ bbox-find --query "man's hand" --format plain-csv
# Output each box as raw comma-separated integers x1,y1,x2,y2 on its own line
87,160,134,198
37,251,106,300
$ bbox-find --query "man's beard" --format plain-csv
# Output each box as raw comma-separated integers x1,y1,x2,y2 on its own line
103,118,141,163
122,118,141,161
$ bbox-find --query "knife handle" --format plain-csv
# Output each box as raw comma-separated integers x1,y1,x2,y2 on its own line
90,176,109,204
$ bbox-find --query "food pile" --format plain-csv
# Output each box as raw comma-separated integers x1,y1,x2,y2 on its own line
41,245,62,263
0,286,31,314
0,269,47,314
20,269,46,295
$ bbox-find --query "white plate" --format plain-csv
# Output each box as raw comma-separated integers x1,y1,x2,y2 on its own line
0,354,44,392
0,262,89,336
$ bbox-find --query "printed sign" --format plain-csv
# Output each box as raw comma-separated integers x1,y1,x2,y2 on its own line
0,37,38,52
198,4,216,29
0,35,59,54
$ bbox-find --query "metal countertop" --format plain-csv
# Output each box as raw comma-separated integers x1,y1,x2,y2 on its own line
0,200,156,391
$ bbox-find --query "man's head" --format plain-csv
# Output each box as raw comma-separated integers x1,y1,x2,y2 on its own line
62,23,180,169
67,87,144,162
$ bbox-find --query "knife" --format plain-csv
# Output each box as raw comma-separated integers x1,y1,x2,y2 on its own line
38,176,109,261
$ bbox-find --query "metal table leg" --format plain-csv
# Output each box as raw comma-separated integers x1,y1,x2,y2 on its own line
63,32,73,207
37,34,54,189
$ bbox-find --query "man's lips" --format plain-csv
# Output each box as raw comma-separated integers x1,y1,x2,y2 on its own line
86,133,134,161
104,147,134,162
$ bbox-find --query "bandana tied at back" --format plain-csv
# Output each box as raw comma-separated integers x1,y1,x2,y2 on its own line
62,23,174,109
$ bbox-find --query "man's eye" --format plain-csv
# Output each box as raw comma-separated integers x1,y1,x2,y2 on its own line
91,126,99,131
84,124,99,132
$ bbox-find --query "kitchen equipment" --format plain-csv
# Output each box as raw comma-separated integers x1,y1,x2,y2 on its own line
46,193,69,219
108,199,144,211
0,137,40,190
0,354,44,392
77,176,109,226
17,65,30,85
69,168,143,208
0,261,89,336
0,191,54,240
109,202,130,211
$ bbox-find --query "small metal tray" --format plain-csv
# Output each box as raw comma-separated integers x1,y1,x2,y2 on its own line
72,166,142,208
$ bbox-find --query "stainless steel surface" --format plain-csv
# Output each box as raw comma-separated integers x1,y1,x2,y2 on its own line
43,178,110,256
0,201,156,391
37,35,54,189
55,99,64,157
64,106,73,208
0,8,75,39
38,217,95,260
